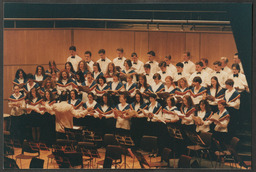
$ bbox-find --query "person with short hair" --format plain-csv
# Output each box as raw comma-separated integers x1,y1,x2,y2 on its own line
67,46,82,72
97,49,112,74
131,52,144,74
200,58,214,74
233,53,244,74
84,51,94,72
23,73,40,94
165,55,177,74
164,76,176,95
173,62,190,82
143,64,154,84
188,61,210,87
113,48,126,71
145,51,160,75
228,63,248,92
150,73,165,94
211,61,228,88
190,76,207,105
220,57,232,75
158,61,174,82
182,52,196,75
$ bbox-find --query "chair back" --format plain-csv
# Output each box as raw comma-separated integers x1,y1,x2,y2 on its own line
178,155,191,168
230,137,240,150
161,148,172,164
22,141,39,155
29,157,44,168
199,132,212,147
140,135,158,153
104,134,118,146
105,145,122,161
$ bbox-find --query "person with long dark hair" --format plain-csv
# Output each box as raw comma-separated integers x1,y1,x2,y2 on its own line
129,92,148,147
124,74,137,103
203,76,225,113
13,68,27,92
137,74,152,104
104,62,117,83
95,75,109,104
56,70,78,95
45,61,59,77
34,65,47,85
41,90,56,146
77,60,90,78
26,87,44,142
40,77,57,98
65,62,76,78
92,62,104,80
97,93,115,135
193,99,212,133
23,73,40,95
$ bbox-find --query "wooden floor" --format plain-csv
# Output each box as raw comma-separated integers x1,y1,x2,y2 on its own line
5,147,247,169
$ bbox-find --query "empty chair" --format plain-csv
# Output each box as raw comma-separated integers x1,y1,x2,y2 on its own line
104,134,118,146
15,141,40,169
97,145,122,168
138,135,158,162
30,157,44,168
178,155,192,168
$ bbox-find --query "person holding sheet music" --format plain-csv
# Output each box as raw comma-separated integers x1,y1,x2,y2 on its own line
188,61,210,87
83,72,97,94
145,51,160,75
109,73,125,104
131,52,144,74
129,92,148,148
211,61,228,88
8,85,27,144
33,65,47,86
175,77,190,109
137,74,152,103
158,61,174,83
104,62,117,83
120,59,137,82
40,78,57,98
26,87,44,142
92,62,104,81
210,100,230,151
124,74,137,103
84,51,94,73
97,49,112,74
95,75,109,104
45,61,59,77
67,46,82,73
74,71,86,100
113,48,126,71
56,70,78,95
203,76,225,113
113,92,132,136
193,100,212,133
228,63,248,93
13,68,27,93
23,73,40,94
190,76,207,105
182,52,196,75
143,64,154,84
97,93,115,135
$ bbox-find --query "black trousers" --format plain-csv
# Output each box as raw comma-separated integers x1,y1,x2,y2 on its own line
130,117,147,148
10,114,26,144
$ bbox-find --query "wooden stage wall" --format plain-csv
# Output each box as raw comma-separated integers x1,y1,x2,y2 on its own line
3,29,237,114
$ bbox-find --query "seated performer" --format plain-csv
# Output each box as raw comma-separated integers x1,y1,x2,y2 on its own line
193,100,212,133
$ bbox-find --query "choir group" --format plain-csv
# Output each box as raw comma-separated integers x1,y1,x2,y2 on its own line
8,46,249,156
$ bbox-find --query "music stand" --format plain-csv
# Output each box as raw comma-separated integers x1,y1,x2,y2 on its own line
115,135,135,169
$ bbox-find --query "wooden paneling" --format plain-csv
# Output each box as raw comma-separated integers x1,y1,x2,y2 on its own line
134,32,149,63
4,30,72,65
185,33,201,63
148,32,168,62
74,30,135,62
200,33,237,68
166,32,186,64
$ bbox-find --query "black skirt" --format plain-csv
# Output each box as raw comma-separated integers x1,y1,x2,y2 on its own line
27,111,43,127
